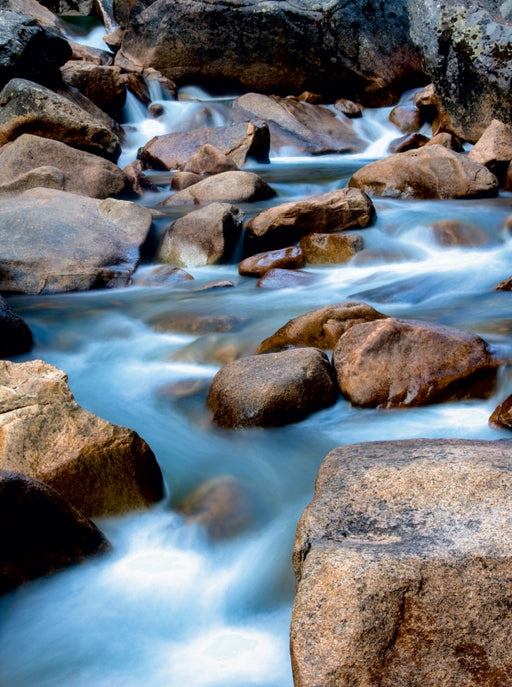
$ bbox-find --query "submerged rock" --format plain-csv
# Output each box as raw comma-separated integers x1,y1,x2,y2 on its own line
0,469,110,595
256,268,316,289
0,360,164,518
291,438,512,687
207,347,338,428
332,317,499,407
0,188,152,293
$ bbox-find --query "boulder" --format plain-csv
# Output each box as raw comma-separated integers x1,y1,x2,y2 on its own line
0,296,33,358
468,119,512,182
291,438,512,687
114,0,424,106
256,268,316,289
349,145,499,199
334,98,363,117
0,470,110,595
257,301,387,353
425,131,464,151
183,144,238,176
389,104,423,133
299,232,363,264
207,347,338,428
407,0,512,141
170,171,201,190
332,317,499,408
0,360,164,518
60,61,127,118
387,132,429,154
157,202,244,267
138,121,270,170
232,93,365,155
0,9,70,89
0,134,129,198
238,246,305,277
0,187,152,293
162,170,275,206
245,188,375,255
0,78,122,162
490,395,512,430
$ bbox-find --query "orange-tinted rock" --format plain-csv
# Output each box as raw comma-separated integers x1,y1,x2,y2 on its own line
389,105,423,133
490,395,512,429
239,246,305,277
300,232,363,264
387,132,430,153
162,170,275,206
334,98,363,118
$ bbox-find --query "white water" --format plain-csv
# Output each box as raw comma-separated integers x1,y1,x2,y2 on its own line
2,82,512,687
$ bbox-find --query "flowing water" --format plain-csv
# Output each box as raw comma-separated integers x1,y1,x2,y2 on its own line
2,69,512,687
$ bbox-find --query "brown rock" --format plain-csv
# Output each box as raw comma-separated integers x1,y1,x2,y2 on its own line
490,395,512,429
123,159,158,195
162,170,275,206
184,144,239,176
0,188,153,294
430,220,489,247
0,134,129,198
257,301,387,353
60,61,127,118
300,232,363,264
138,121,270,170
295,91,323,104
0,470,110,595
245,187,375,254
349,145,499,199
495,275,512,291
468,119,512,182
0,360,164,518
239,246,306,277
0,78,121,162
170,171,201,190
425,131,464,151
334,98,363,118
256,268,316,289
177,475,256,539
389,105,423,133
332,317,498,408
413,83,438,118
232,93,365,155
207,347,338,428
157,203,244,267
387,132,430,154
291,438,512,687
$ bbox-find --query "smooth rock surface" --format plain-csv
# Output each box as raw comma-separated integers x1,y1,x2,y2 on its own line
300,232,364,264
238,246,305,277
162,170,275,206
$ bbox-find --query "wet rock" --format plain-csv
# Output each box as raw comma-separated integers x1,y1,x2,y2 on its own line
190,280,235,292
490,395,512,429
183,144,239,176
0,470,110,595
171,171,201,190
430,220,489,248
413,83,438,121
115,0,424,106
291,438,512,687
157,203,244,267
245,188,375,255
0,360,164,518
177,475,256,539
232,93,365,155
349,145,499,199
0,134,129,198
468,119,512,182
332,317,499,408
334,99,363,118
256,268,316,289
133,265,194,286
162,170,275,207
123,159,158,195
495,275,512,291
408,0,512,141
0,296,33,358
387,132,429,154
0,78,122,162
0,188,152,294
60,61,127,118
300,232,363,264
257,301,387,353
207,347,338,429
239,246,305,277
389,105,423,133
138,121,270,170
0,9,71,89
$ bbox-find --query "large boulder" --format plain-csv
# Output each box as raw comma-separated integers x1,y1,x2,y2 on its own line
0,188,152,293
0,134,130,198
138,121,270,170
407,0,512,142
0,360,164,518
60,61,127,118
114,0,425,105
0,296,33,358
0,9,70,89
0,78,122,162
245,188,375,254
467,118,512,181
0,470,110,595
207,347,338,428
162,170,275,206
349,145,499,199
157,202,244,267
257,301,387,353
291,438,512,687
232,93,365,155
332,317,499,408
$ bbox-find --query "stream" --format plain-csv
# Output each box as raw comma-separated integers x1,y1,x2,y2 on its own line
2,42,512,686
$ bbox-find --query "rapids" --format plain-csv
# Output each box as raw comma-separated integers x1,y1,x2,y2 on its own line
2,74,512,687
